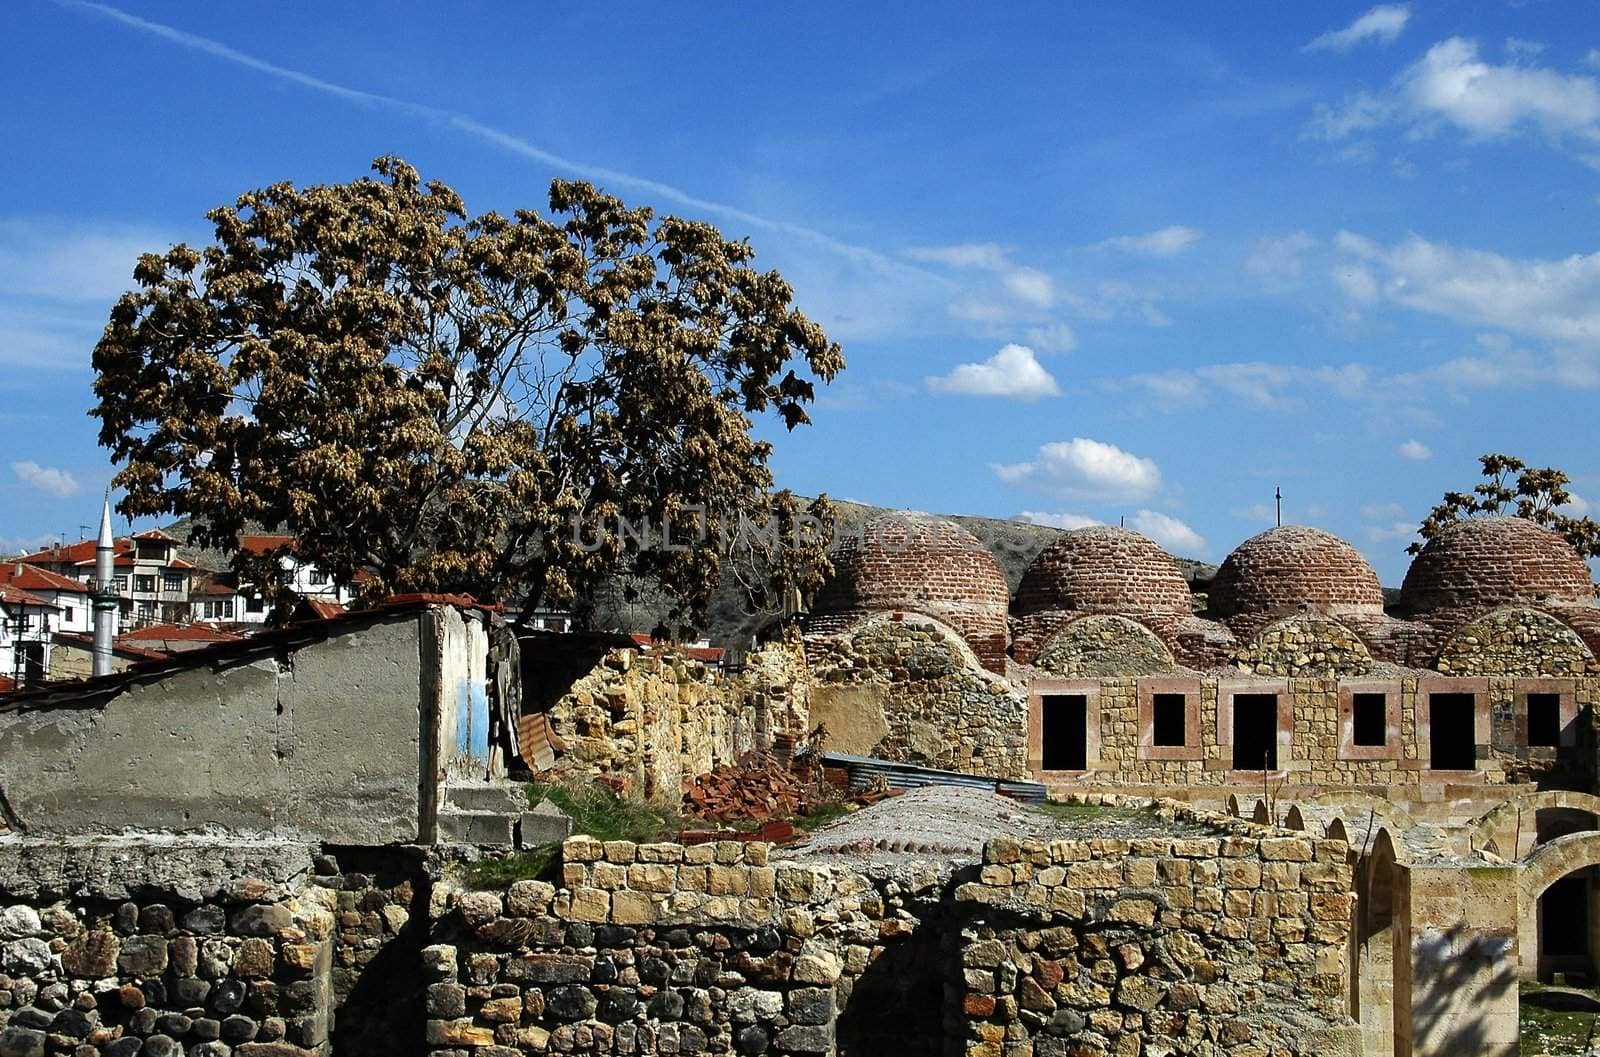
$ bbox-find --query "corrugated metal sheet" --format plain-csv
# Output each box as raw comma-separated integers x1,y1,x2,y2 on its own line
519,713,559,772
819,752,1046,804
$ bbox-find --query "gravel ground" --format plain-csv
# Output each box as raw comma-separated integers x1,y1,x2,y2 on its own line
775,785,1215,865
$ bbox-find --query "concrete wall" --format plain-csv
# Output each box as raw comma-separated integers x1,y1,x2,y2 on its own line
0,611,439,844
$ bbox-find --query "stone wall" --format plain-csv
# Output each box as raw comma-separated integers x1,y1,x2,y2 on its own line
537,636,810,804
951,820,1357,1056
1434,606,1597,676
1034,616,1175,678
0,842,341,1057
1230,616,1373,679
805,615,1028,778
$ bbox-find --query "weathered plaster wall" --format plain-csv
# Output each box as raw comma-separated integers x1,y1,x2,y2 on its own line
0,613,434,844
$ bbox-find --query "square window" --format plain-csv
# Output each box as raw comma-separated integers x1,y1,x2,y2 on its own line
1428,692,1477,770
1352,693,1387,747
1041,694,1088,770
1233,693,1279,770
1152,693,1186,747
1528,693,1561,748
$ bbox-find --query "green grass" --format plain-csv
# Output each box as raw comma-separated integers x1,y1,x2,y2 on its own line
1034,801,1120,822
464,781,684,889
791,801,853,832
1521,984,1600,1055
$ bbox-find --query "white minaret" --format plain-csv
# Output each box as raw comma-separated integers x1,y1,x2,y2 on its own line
91,496,117,677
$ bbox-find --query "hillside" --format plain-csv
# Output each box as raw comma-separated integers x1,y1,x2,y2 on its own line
155,503,1218,649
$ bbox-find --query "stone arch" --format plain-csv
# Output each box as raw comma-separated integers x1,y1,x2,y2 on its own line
1520,830,1600,908
1034,614,1174,677
805,612,1027,776
1466,791,1600,854
1231,615,1373,678
1226,794,1243,818
1284,804,1307,831
1356,828,1400,1057
1435,606,1595,677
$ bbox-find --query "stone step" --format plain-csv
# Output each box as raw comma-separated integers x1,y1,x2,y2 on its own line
443,781,529,814
436,808,516,846
519,800,574,847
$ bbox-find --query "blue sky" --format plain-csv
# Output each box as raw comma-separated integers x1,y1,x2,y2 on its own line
3,2,1599,585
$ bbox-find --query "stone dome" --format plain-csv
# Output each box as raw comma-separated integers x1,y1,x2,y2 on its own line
1013,526,1192,620
1209,525,1383,626
1400,516,1596,616
808,515,1011,671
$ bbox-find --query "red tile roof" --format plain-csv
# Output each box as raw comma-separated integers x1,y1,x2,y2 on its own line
53,631,171,662
0,676,12,693
302,599,346,620
131,528,178,542
238,534,297,556
1,563,89,595
0,584,58,609
120,623,244,644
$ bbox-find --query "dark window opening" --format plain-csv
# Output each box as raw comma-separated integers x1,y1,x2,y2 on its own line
1233,694,1279,770
1542,875,1590,957
1041,694,1088,770
1428,693,1477,770
1152,693,1187,747
1352,693,1388,747
1528,693,1562,748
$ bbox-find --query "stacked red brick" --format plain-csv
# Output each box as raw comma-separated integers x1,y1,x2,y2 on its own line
1209,526,1384,637
807,515,1011,672
1010,527,1194,665
1402,516,1595,616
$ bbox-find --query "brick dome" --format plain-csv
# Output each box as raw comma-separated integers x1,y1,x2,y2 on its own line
1209,526,1383,627
1400,516,1596,615
1013,527,1192,620
809,515,1011,671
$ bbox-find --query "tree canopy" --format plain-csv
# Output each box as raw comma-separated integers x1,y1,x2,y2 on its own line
1411,453,1600,568
92,157,844,630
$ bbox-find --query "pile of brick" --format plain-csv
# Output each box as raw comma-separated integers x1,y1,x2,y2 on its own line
683,752,813,825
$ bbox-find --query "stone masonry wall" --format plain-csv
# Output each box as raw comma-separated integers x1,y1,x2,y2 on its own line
0,850,338,1057
952,818,1357,1056
1434,606,1597,676
542,637,809,805
806,615,1028,779
1033,616,1175,678
425,837,952,1057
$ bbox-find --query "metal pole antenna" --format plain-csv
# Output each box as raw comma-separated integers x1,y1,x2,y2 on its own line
1275,487,1282,527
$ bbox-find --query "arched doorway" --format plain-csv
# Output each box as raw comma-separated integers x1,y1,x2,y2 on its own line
1356,829,1400,1057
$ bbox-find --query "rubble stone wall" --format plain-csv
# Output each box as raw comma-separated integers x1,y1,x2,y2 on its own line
1034,616,1175,678
541,637,810,805
0,843,346,1057
952,825,1357,1057
805,615,1028,779
1434,606,1597,676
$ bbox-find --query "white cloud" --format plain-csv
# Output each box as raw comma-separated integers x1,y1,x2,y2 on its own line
906,243,1011,270
1559,492,1592,517
1397,439,1433,460
1334,230,1600,347
1245,232,1317,286
1312,37,1600,147
1368,520,1421,543
1588,49,1600,70
1123,362,1371,410
1013,511,1103,530
906,242,1059,317
1402,37,1600,139
926,344,1062,401
0,220,177,303
1131,510,1206,554
994,438,1162,502
1002,267,1056,308
11,461,81,498
1360,502,1407,520
1023,322,1078,353
1089,226,1203,258
1305,5,1411,53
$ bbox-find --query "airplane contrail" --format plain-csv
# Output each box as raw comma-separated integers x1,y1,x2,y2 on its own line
59,0,938,281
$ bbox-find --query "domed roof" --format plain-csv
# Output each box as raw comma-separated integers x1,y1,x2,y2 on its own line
809,514,1011,671
1400,516,1595,615
812,515,1010,615
1210,525,1383,622
1013,526,1192,619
